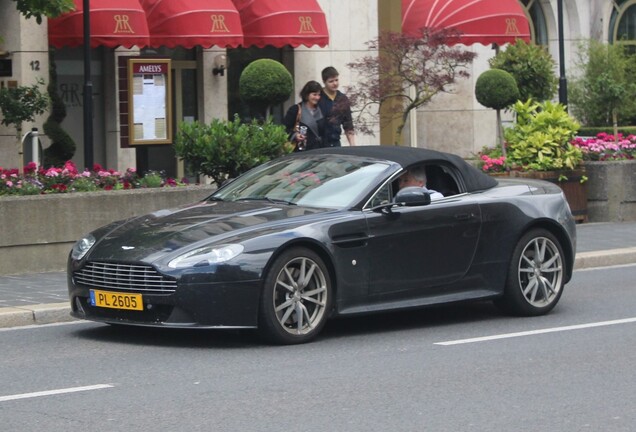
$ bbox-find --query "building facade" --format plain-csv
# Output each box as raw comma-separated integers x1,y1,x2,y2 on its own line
0,1,632,173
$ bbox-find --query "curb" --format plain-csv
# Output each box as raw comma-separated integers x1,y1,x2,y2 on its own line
574,247,636,270
0,303,76,329
0,249,635,329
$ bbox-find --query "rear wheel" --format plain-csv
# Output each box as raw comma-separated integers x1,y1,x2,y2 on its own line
495,229,565,316
258,248,332,344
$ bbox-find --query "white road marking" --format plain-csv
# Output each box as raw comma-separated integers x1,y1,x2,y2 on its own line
0,384,114,403
0,320,87,332
435,317,636,346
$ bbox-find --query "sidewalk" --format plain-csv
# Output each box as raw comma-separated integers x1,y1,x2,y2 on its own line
1,222,635,328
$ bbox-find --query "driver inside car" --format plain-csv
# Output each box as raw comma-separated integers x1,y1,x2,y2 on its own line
398,167,444,200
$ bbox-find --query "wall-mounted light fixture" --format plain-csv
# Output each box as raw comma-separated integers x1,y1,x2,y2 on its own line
212,54,227,76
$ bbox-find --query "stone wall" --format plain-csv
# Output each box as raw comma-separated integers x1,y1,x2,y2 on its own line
0,185,216,275
585,160,636,222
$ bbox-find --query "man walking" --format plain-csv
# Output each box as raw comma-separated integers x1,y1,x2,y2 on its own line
318,66,355,147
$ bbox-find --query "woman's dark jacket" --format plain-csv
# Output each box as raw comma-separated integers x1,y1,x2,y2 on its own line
283,103,325,151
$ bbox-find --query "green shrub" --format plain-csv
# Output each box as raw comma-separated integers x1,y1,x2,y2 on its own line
577,126,636,137
475,68,520,154
43,49,76,167
174,115,291,186
489,40,557,103
475,69,519,110
138,172,164,188
0,80,49,138
239,59,293,118
568,40,636,130
505,99,582,171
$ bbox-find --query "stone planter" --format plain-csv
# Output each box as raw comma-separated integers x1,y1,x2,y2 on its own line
0,185,216,275
584,160,636,222
507,169,589,223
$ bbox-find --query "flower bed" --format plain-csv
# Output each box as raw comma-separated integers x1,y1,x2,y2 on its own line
571,133,636,161
1,161,187,196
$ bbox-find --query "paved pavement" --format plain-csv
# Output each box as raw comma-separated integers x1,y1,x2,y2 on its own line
1,222,635,328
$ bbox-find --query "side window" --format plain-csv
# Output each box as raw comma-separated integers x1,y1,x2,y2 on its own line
367,181,392,208
425,164,460,196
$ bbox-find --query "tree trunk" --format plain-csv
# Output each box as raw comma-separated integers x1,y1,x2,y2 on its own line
497,109,506,159
613,108,619,144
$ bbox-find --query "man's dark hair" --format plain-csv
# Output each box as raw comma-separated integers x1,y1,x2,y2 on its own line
321,66,339,83
300,80,323,101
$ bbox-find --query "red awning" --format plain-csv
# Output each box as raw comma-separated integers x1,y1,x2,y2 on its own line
140,0,243,48
402,0,531,46
48,0,150,48
231,0,329,48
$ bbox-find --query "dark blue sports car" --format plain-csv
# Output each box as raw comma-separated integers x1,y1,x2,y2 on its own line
68,146,576,344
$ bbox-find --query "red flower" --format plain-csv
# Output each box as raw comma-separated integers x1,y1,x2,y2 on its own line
23,162,37,174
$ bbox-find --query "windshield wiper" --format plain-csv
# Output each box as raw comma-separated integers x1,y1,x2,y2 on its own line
235,197,296,206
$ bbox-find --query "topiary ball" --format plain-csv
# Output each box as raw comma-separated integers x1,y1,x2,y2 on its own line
475,69,520,111
239,59,293,107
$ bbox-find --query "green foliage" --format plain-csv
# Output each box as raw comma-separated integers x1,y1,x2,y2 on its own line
489,40,557,103
568,40,636,127
505,100,583,171
11,0,74,24
43,50,75,167
0,80,49,138
239,59,293,118
70,177,98,192
475,69,519,110
174,115,291,186
577,126,636,137
138,172,164,188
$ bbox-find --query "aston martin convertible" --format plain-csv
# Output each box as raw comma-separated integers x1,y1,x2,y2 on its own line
68,146,576,344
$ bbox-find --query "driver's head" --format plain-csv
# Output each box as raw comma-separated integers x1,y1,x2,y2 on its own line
399,167,427,189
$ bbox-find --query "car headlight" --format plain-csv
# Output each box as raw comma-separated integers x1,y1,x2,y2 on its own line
71,234,96,260
168,244,244,269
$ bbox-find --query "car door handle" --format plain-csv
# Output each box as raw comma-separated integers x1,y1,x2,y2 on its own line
454,213,474,220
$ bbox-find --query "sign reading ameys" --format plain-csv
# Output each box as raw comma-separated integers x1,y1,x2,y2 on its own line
127,59,172,145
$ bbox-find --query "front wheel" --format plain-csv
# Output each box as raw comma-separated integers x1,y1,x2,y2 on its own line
495,229,565,316
258,248,332,344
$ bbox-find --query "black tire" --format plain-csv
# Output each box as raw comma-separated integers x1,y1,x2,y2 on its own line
258,247,332,344
495,228,565,316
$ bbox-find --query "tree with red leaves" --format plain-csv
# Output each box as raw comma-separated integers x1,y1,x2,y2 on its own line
346,28,477,145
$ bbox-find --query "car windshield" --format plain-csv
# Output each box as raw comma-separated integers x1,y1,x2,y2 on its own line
211,155,391,209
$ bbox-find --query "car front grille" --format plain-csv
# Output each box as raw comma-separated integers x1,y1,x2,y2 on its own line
73,262,177,294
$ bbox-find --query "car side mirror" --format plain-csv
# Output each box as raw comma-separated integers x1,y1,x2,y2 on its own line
394,186,432,206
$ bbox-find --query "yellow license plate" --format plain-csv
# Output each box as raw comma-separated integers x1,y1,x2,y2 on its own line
90,289,143,311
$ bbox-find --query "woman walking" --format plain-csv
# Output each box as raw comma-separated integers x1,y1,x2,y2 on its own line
284,80,325,151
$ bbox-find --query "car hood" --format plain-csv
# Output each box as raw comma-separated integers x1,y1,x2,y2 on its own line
86,200,333,262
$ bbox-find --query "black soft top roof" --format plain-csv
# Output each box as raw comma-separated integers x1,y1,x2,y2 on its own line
307,145,497,192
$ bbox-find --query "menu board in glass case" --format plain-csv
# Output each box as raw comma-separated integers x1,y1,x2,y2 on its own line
128,59,172,145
